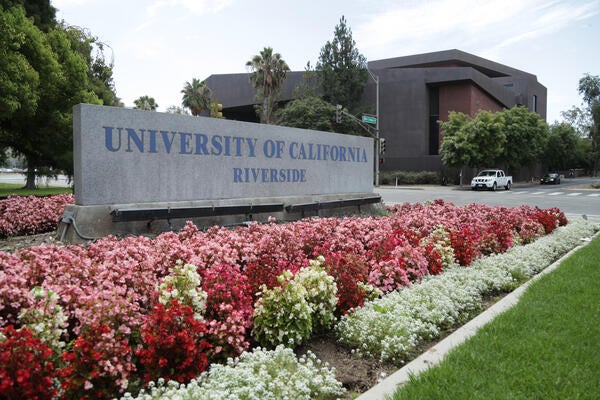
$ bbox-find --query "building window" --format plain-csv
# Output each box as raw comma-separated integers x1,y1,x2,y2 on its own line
532,95,537,112
429,87,439,155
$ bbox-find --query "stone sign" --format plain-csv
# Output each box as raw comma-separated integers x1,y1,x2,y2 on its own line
74,104,373,206
58,104,378,243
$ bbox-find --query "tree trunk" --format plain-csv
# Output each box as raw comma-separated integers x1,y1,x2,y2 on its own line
24,168,37,190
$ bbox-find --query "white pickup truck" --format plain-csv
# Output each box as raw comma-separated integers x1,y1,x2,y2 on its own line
471,169,512,191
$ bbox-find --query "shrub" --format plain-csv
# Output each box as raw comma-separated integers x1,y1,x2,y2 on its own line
122,346,345,400
293,257,338,331
322,251,371,314
0,194,74,237
60,323,135,399
136,301,211,385
0,325,59,400
252,271,312,348
379,170,441,185
201,264,253,361
157,261,207,317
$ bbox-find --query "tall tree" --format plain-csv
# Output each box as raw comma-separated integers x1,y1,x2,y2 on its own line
133,95,158,111
181,78,212,116
498,106,549,170
316,16,368,112
246,47,290,124
578,73,600,174
63,25,120,107
0,4,100,188
543,123,579,171
0,0,56,31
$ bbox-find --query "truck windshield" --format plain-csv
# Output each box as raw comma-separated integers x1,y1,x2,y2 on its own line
478,171,496,176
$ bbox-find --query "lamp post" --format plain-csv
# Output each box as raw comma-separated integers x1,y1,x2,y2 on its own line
367,69,380,186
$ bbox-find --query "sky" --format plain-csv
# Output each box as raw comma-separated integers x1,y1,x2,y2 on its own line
53,0,600,123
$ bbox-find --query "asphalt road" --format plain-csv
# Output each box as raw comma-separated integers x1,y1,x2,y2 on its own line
375,177,600,224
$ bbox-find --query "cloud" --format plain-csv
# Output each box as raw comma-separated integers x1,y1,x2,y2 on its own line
147,0,233,17
355,0,599,56
52,0,91,7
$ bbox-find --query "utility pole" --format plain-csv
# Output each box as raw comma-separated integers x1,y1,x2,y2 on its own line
367,69,380,187
335,69,381,186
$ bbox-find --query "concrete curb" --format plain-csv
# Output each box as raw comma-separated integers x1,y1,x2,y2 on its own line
357,233,598,400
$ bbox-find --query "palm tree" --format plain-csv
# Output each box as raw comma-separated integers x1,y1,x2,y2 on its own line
246,47,290,124
133,95,158,111
181,78,212,116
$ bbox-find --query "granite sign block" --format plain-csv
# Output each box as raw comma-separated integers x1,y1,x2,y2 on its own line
73,104,374,206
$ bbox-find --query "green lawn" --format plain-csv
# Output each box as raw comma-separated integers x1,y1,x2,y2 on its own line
0,182,72,197
390,234,600,400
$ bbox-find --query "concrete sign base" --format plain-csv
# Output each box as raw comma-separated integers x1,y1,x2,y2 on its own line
57,192,382,244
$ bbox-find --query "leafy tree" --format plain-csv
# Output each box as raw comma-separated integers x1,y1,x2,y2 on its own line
578,73,600,174
543,123,579,171
316,16,367,112
134,95,158,111
0,5,40,122
0,0,56,32
560,106,591,138
439,111,505,170
63,25,120,107
181,78,212,116
277,96,336,131
246,47,290,124
0,5,100,188
166,105,189,115
498,106,549,170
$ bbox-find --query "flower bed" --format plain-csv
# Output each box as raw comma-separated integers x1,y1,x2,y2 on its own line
1,199,587,399
0,194,74,237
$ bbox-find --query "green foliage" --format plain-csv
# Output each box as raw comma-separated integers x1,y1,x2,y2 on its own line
439,110,505,169
252,271,313,348
294,259,338,332
252,258,338,348
0,5,44,121
440,107,549,171
560,105,591,138
391,235,600,400
181,78,212,116
316,16,368,112
577,73,600,174
0,3,106,189
158,262,207,318
499,106,549,170
63,25,120,107
134,95,158,111
246,47,290,124
379,170,442,185
276,96,337,131
543,123,579,171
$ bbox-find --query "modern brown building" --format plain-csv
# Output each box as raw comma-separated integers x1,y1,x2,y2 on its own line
205,49,547,172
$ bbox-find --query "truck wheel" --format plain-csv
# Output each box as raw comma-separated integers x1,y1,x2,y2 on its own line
505,181,511,190
492,182,497,191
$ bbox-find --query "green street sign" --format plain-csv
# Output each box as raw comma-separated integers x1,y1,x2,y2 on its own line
362,115,377,124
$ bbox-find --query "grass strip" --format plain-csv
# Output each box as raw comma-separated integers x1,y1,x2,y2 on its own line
0,182,72,197
390,234,600,400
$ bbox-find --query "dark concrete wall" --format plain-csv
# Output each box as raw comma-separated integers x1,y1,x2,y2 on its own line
205,49,548,174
